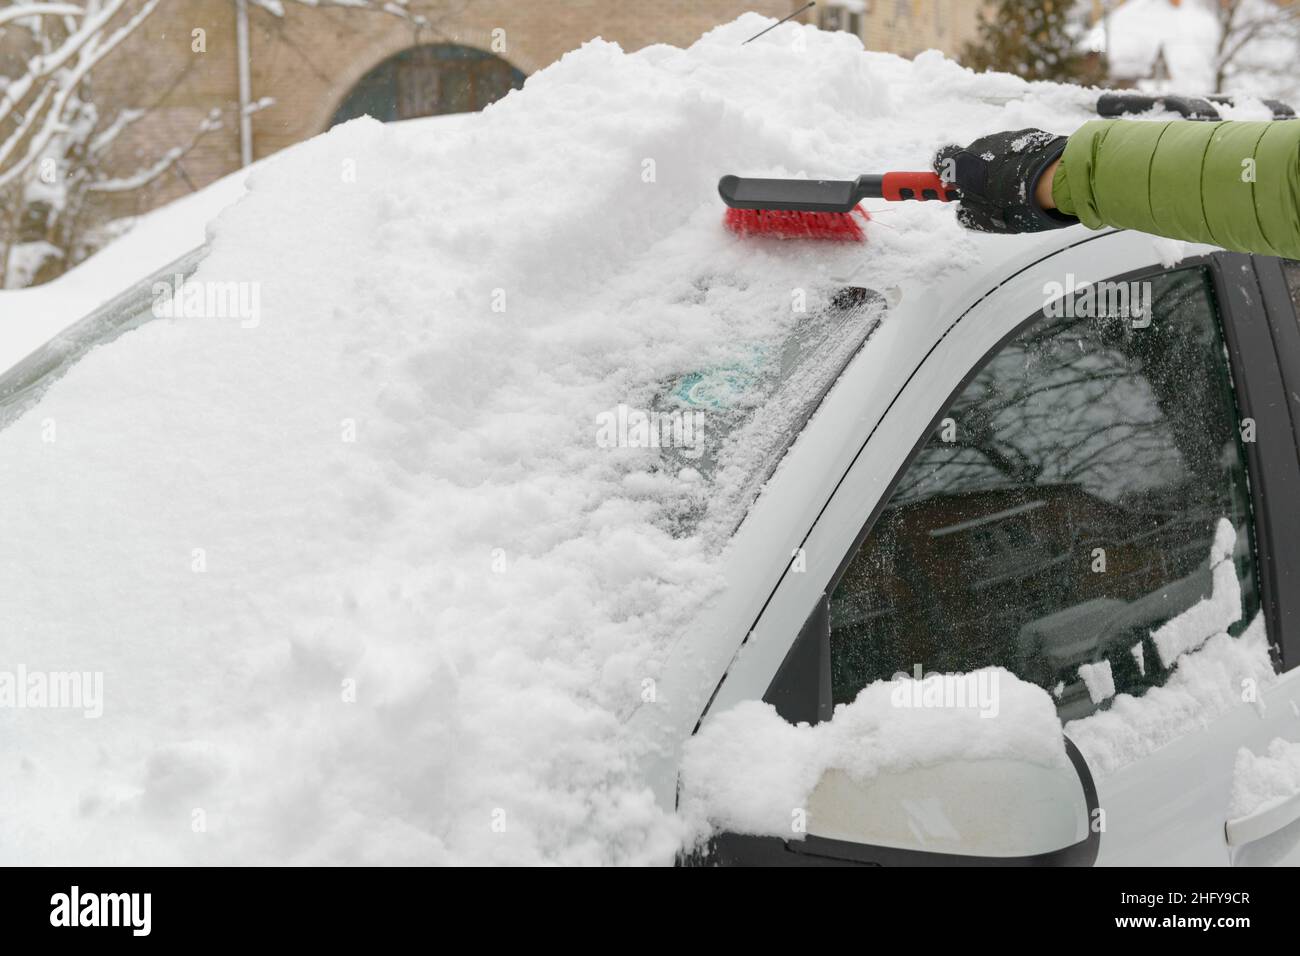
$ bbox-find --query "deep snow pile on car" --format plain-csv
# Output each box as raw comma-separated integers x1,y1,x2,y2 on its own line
0,14,1281,864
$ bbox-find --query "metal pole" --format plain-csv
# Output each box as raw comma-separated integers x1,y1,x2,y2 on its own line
236,0,253,167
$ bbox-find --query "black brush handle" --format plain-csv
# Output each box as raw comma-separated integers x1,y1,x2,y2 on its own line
718,172,958,211
718,174,859,212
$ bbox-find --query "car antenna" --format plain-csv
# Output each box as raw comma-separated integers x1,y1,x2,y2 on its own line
744,2,815,44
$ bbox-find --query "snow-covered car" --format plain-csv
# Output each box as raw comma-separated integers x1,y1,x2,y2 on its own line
4,20,1300,868
8,221,1299,867
645,226,1300,867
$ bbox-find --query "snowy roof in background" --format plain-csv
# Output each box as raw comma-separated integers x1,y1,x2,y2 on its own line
1090,0,1220,86
1090,0,1298,99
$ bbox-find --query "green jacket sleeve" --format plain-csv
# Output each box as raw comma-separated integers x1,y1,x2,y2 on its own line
1052,118,1300,259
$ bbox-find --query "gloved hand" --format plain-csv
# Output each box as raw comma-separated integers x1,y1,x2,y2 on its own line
933,129,1077,234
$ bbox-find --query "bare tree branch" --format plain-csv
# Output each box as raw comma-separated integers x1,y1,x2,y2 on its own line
1,0,431,287
86,108,222,192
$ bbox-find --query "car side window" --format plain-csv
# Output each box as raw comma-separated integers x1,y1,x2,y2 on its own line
829,267,1260,720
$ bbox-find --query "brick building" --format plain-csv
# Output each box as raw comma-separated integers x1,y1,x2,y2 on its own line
0,0,989,281
91,1,987,217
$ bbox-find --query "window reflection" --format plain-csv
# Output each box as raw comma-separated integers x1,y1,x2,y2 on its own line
830,268,1258,720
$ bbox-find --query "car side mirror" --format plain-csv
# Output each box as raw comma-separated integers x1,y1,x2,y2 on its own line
687,594,1100,866
798,736,1099,864
697,737,1099,867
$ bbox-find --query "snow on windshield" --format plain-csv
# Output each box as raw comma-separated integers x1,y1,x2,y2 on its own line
654,287,885,539
0,16,1119,864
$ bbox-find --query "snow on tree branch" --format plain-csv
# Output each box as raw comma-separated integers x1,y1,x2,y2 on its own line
86,108,222,193
0,3,85,29
248,0,423,23
0,0,426,288
0,0,163,192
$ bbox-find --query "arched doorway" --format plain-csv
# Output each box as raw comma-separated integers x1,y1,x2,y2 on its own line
329,44,525,128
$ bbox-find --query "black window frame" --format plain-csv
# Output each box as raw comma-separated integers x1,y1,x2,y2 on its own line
1246,255,1300,658
695,252,1300,868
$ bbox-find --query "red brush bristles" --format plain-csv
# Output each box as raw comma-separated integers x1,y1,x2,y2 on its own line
723,205,870,242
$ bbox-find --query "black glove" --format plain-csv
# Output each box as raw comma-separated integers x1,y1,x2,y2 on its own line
933,129,1077,234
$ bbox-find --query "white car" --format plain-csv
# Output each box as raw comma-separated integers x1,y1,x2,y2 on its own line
626,224,1300,866
5,221,1300,867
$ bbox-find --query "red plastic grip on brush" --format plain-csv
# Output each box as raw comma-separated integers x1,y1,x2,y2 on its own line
881,171,959,202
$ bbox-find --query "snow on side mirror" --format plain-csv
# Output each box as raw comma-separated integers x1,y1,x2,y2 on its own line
679,668,1099,866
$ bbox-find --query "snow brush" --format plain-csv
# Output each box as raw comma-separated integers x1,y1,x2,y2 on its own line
718,171,960,241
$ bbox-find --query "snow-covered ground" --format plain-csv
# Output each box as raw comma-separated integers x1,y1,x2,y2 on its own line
0,15,1282,865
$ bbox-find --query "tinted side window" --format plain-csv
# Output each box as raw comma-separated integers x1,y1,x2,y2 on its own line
829,268,1259,720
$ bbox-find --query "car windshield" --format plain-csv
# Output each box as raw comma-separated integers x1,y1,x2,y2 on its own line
3,266,884,545
0,248,207,433
655,287,885,540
